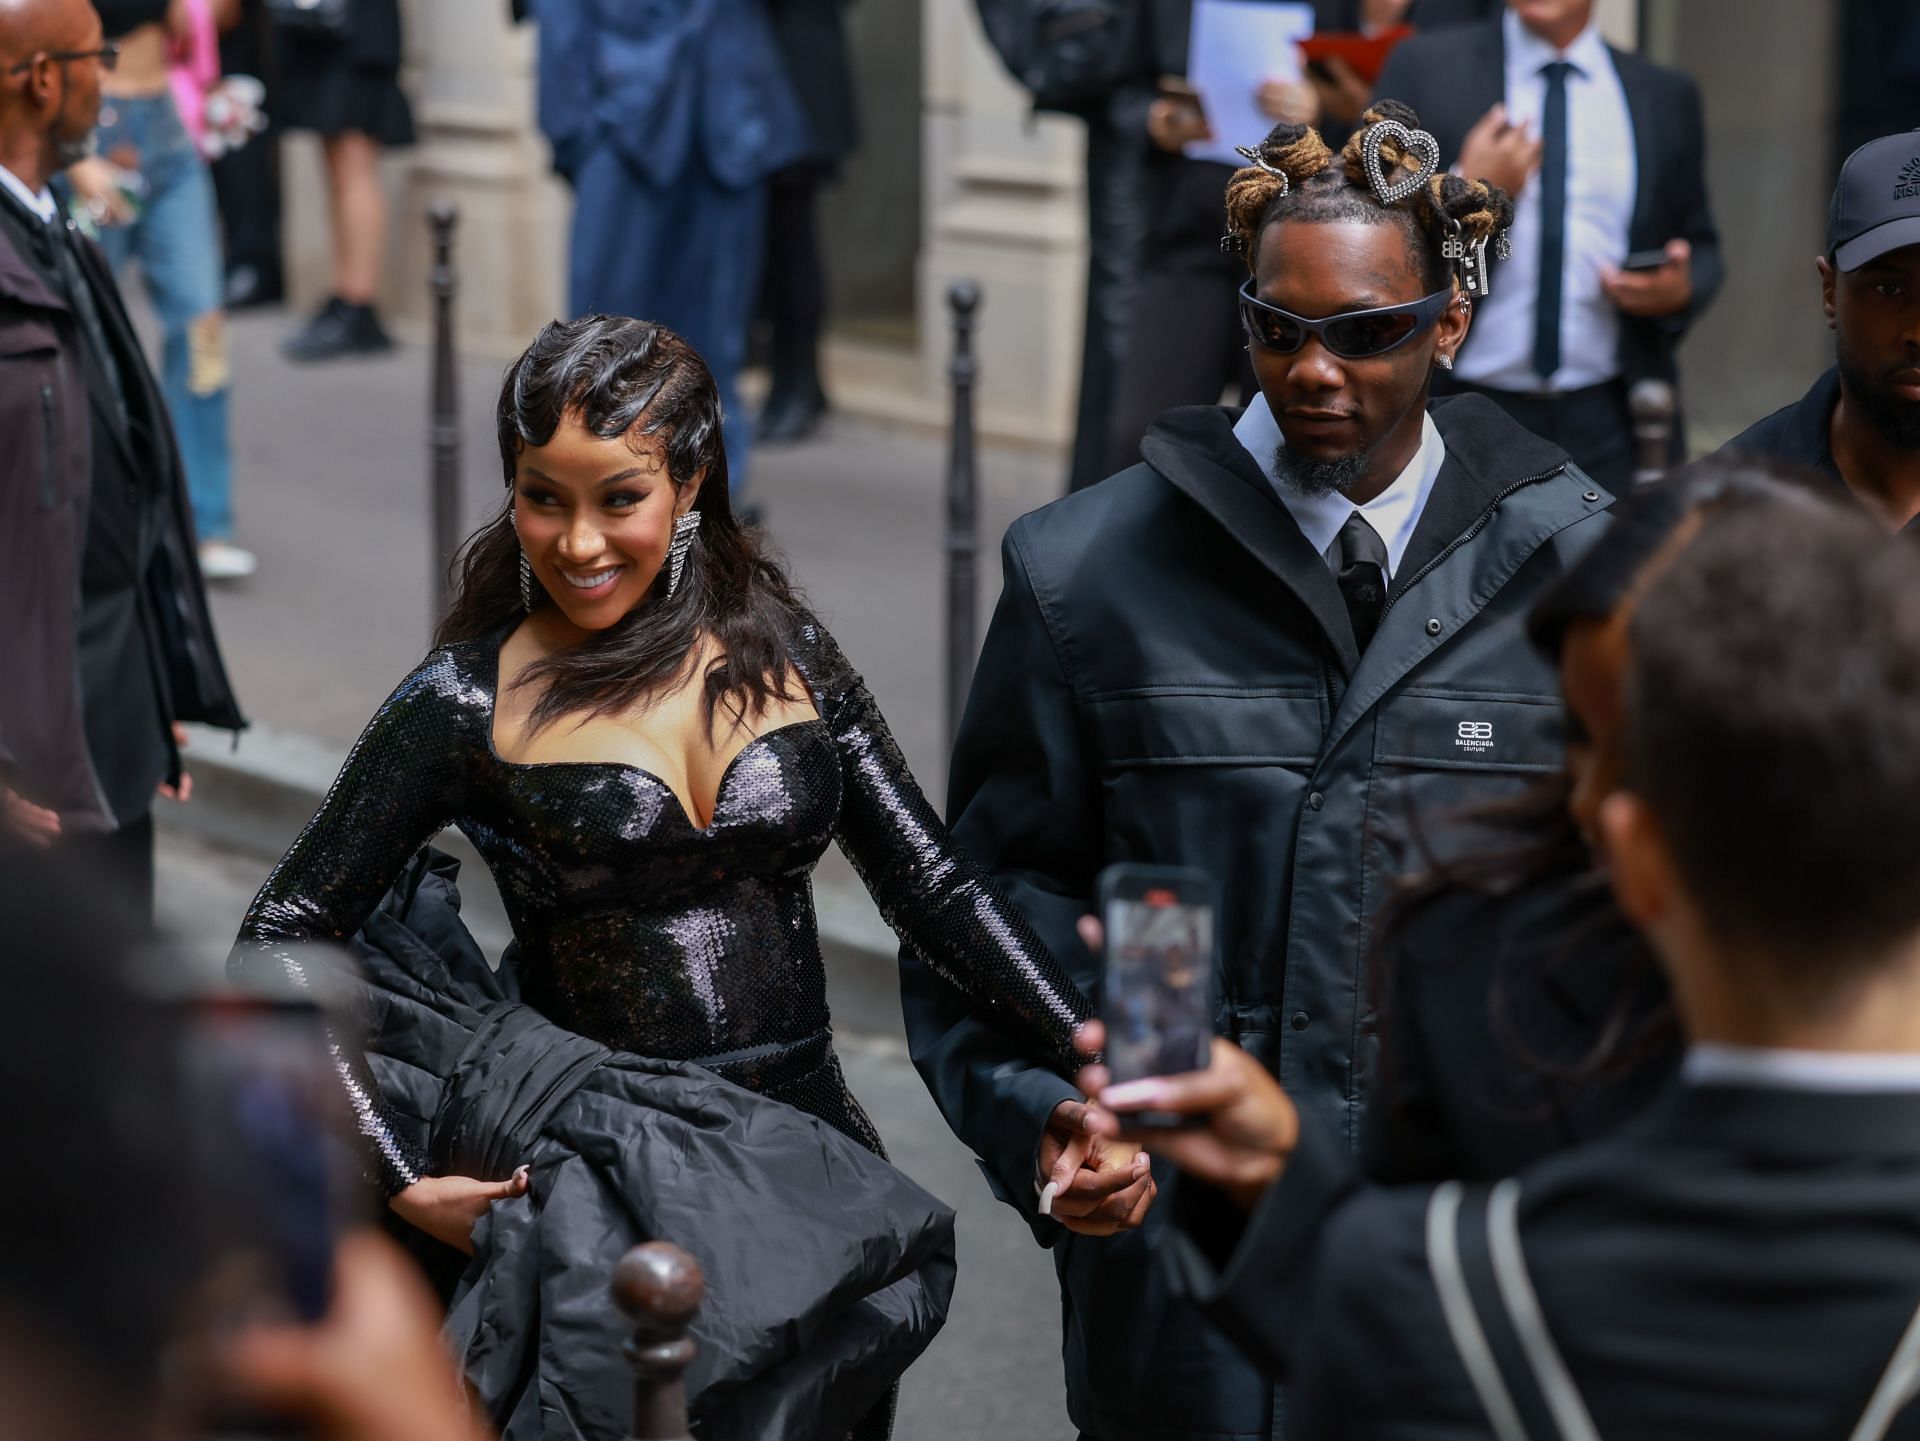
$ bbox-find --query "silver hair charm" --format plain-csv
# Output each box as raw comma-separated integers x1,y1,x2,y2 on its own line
666,510,702,598
1233,145,1290,193
1461,236,1494,299
1361,119,1440,205
1494,228,1513,262
519,551,534,611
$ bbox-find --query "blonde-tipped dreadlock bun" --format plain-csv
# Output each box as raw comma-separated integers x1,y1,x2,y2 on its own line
1222,99,1516,292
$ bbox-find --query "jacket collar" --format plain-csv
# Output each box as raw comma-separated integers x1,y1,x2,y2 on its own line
0,191,68,315
1633,1077,1920,1165
1141,404,1365,675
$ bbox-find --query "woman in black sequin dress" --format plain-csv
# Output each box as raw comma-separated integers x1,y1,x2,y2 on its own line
232,316,1102,1438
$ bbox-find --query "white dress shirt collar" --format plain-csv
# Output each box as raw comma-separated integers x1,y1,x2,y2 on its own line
1684,1044,1920,1094
1232,392,1446,579
0,162,57,225
1503,6,1611,80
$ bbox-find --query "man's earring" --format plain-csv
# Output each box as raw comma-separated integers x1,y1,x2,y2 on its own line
666,510,702,598
1435,351,1455,371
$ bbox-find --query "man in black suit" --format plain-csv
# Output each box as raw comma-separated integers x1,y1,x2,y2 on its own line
1086,490,1920,1439
0,0,243,927
1375,0,1721,491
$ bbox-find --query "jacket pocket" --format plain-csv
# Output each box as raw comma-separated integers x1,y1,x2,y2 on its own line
1084,687,1325,768
1371,690,1563,774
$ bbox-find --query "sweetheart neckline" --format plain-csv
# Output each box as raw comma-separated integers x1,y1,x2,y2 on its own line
485,716,832,832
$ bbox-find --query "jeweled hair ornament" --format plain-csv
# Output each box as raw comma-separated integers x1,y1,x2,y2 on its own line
1234,143,1291,192
1359,116,1439,205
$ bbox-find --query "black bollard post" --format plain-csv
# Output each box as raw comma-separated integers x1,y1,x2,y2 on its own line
945,281,982,752
613,1242,703,1441
1628,378,1677,488
427,202,462,624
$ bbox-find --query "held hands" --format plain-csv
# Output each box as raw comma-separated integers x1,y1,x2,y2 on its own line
1038,1097,1156,1236
388,1167,530,1255
1455,103,1543,198
1601,238,1694,318
1073,1020,1300,1214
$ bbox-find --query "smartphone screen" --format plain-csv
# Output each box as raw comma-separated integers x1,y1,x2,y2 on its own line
1100,866,1215,1101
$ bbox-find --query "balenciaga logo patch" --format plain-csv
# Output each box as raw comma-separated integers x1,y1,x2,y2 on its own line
1896,158,1920,200
1455,720,1494,754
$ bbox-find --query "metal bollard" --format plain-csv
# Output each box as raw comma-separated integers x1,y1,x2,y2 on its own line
945,281,982,752
613,1242,703,1441
427,202,462,622
1628,378,1677,487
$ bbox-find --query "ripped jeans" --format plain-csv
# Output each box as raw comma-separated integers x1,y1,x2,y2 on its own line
94,92,235,542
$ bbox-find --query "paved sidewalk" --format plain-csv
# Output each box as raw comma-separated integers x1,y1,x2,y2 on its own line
184,311,1068,951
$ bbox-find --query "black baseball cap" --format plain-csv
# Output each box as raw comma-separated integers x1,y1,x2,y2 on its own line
1829,129,1920,270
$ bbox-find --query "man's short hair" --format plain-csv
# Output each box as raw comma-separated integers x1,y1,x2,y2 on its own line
1624,497,1920,989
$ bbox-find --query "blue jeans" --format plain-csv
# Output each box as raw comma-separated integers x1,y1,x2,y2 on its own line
94,93,235,542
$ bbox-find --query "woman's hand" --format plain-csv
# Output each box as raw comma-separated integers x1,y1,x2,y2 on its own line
388,1168,530,1255
65,157,135,228
1074,1021,1299,1213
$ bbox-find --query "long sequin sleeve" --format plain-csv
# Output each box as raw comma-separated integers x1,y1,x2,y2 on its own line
794,621,1093,1076
231,649,475,1196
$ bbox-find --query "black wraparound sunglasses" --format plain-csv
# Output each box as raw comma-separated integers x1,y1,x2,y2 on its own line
1238,279,1455,360
9,41,122,75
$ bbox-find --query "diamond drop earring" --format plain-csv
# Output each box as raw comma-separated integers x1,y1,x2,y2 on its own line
666,510,702,598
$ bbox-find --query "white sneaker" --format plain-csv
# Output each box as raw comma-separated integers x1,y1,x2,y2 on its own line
198,540,258,581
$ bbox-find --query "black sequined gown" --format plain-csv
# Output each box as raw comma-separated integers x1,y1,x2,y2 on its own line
234,619,1092,1197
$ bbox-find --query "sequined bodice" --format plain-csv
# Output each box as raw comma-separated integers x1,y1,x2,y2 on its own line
235,620,1092,1192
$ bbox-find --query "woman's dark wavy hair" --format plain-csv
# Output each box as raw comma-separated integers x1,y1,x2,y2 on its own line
1371,459,1842,1088
435,315,809,735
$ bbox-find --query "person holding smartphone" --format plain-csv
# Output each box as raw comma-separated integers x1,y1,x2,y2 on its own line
904,104,1611,1441
1374,0,1722,490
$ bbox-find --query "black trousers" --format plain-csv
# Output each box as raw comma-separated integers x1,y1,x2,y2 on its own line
1435,376,1636,494
211,3,282,278
760,165,827,393
1104,264,1257,477
1066,111,1150,494
59,811,155,935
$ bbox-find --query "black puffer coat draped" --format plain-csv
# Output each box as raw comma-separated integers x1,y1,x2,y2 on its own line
342,849,958,1441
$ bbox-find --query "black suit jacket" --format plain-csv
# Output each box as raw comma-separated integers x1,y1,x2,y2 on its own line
1373,17,1722,388
1180,1083,1920,1439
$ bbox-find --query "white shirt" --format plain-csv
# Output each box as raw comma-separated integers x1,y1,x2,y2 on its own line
0,162,56,224
1683,1044,1920,1094
1453,10,1637,394
1233,392,1446,580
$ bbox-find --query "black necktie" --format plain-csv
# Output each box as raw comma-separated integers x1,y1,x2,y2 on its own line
1532,59,1573,382
1336,512,1389,652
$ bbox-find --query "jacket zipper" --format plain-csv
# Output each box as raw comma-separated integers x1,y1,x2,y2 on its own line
38,382,56,508
1375,465,1568,626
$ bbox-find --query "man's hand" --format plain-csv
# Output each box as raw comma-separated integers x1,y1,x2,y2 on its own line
158,722,193,803
2,788,61,847
1075,1021,1298,1213
1147,95,1211,154
1601,238,1694,318
1038,1098,1156,1237
213,1231,494,1441
388,1168,530,1255
1454,103,1542,197
1254,77,1319,126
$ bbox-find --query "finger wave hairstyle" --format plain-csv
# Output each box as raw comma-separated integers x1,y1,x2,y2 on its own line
436,314,810,736
1224,100,1516,294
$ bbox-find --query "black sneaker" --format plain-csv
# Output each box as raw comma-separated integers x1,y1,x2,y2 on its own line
282,299,395,362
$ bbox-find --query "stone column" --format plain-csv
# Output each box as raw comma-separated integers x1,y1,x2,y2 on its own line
918,0,1090,446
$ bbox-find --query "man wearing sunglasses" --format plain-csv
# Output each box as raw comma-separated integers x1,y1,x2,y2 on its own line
902,110,1613,1441
0,0,242,923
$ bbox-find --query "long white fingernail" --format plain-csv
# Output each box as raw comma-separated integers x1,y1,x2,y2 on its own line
1038,1181,1061,1217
